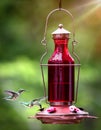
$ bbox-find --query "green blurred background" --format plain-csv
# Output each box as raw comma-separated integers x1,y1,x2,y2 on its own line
0,0,101,130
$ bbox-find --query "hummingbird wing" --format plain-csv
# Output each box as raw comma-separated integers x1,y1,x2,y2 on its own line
30,96,47,107
30,98,42,107
38,96,48,102
4,90,17,96
30,99,42,109
18,89,25,94
31,96,48,105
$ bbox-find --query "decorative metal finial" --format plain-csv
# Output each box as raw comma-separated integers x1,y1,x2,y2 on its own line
58,24,63,28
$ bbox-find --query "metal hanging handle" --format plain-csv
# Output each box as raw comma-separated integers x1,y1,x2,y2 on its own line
40,1,80,104
41,8,75,46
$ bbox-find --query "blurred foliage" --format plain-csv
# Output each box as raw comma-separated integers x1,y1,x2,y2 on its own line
0,0,101,130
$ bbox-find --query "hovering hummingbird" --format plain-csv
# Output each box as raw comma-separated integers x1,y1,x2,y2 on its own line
3,89,25,101
21,96,47,111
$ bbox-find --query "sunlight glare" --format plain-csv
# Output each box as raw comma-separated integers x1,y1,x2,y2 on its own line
74,0,101,24
97,0,101,2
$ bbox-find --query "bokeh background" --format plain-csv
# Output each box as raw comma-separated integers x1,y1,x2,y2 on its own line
0,0,101,130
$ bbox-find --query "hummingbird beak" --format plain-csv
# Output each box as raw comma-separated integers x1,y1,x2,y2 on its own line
39,108,44,111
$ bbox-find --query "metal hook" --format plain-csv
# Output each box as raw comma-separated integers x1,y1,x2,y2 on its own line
59,0,62,9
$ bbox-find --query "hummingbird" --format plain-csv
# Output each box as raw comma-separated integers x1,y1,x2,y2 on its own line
21,96,47,111
3,89,25,101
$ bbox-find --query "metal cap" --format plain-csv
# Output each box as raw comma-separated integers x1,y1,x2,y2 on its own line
52,24,71,35
52,24,71,39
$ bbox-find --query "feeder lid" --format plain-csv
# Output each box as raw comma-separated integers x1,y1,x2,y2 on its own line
52,24,71,35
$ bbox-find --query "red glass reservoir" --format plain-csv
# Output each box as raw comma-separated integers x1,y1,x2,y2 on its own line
48,24,75,105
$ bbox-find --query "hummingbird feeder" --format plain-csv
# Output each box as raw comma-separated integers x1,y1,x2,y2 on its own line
30,0,97,124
